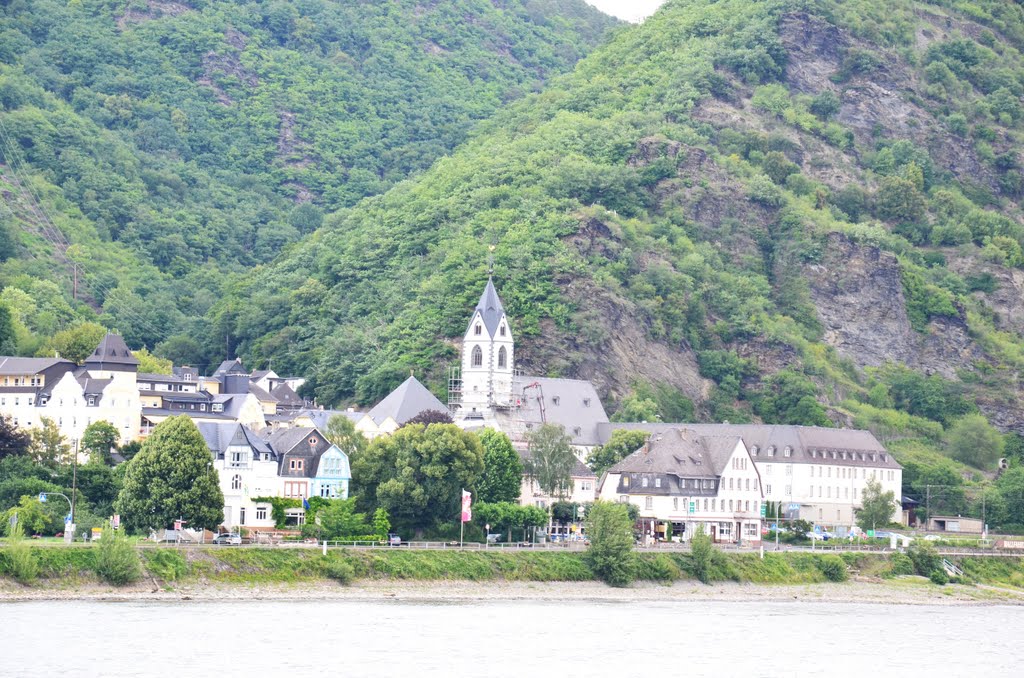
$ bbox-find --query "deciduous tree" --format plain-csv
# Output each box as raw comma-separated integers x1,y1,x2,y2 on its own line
114,416,224,532
855,477,896,532
524,423,576,501
947,414,1004,469
588,429,648,476
0,415,31,460
585,501,635,587
352,423,483,535
81,421,120,466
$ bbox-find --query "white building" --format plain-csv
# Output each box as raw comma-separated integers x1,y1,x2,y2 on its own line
600,423,903,530
0,333,142,450
598,428,764,545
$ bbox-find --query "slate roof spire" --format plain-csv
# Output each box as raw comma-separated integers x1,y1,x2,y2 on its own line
473,277,506,337
84,332,140,370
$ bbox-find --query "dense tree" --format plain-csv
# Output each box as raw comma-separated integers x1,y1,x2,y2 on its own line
80,421,120,466
317,498,373,540
351,423,484,534
610,394,660,423
474,501,547,542
477,429,523,504
36,323,107,364
0,305,16,355
754,371,831,427
524,424,577,501
585,501,635,587
855,477,897,532
587,429,648,476
114,416,224,532
403,410,455,426
0,415,31,460
947,414,1005,469
133,349,172,375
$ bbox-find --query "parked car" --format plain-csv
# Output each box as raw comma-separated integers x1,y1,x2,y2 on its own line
387,533,402,546
805,531,825,541
212,533,242,545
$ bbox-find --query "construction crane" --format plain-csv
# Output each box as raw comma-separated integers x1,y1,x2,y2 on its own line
519,381,547,424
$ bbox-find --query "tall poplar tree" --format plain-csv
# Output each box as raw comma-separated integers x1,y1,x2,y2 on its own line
478,429,523,504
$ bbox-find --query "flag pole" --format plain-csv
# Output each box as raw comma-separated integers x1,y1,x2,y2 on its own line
460,488,464,548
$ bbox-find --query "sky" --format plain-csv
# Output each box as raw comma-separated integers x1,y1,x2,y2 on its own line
584,0,666,23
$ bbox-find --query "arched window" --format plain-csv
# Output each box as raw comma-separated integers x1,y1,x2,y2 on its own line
497,346,507,368
471,345,483,367
232,474,242,490
499,325,506,337
474,324,482,336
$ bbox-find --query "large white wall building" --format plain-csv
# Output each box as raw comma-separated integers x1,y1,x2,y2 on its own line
598,428,764,545
600,423,903,530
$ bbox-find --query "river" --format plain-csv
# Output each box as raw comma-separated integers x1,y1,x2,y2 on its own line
1,599,1021,677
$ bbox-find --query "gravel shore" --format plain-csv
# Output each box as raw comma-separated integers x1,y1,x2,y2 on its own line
3,577,1023,605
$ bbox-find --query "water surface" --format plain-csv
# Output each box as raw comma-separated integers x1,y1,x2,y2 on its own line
1,599,1020,677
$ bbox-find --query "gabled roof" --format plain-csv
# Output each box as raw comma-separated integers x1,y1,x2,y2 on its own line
84,333,139,368
213,359,247,376
137,372,184,383
262,426,319,456
608,428,742,479
366,375,449,426
471,278,506,337
248,382,276,403
494,376,608,447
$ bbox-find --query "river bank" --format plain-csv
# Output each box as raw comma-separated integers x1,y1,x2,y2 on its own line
3,576,1023,605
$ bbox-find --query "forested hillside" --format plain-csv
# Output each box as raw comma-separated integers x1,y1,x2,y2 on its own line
222,0,1024,502
0,0,618,352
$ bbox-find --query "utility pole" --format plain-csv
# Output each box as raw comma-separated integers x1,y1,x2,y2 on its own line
70,438,78,542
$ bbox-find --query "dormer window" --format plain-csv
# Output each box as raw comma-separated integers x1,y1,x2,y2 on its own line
87,397,95,407
583,398,591,408
767,446,775,457
474,324,482,336
751,446,759,456
552,396,560,406
784,446,791,457
573,426,581,436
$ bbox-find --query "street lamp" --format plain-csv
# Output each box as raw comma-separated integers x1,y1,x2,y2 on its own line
485,523,490,547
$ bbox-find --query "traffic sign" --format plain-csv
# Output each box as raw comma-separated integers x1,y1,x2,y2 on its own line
688,501,695,514
760,503,767,517
38,493,47,503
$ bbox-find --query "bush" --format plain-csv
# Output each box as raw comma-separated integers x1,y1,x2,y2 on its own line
929,569,949,585
95,527,142,585
690,529,714,584
816,555,849,582
323,557,355,584
3,522,38,583
907,540,940,576
887,552,915,576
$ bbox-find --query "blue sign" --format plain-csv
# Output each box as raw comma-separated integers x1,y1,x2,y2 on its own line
65,514,73,524
814,525,822,534
38,493,47,503
771,523,778,531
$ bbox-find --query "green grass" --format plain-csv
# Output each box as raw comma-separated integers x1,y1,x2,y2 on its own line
3,545,1021,589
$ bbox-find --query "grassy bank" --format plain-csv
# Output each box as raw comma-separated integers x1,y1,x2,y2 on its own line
1,546,1023,590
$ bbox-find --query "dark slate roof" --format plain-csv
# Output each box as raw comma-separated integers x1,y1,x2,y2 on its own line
84,333,139,367
269,383,303,407
262,426,318,455
198,422,274,460
472,278,506,337
366,376,449,425
598,423,901,470
160,391,212,403
0,357,74,375
213,359,247,376
248,383,276,402
77,376,112,396
495,377,608,447
608,428,742,479
141,407,233,420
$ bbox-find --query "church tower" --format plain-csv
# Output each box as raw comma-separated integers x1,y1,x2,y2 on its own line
459,278,514,417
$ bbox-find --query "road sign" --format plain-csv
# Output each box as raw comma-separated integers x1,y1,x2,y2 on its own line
65,514,72,524
38,493,47,503
770,523,777,531
688,501,695,514
760,503,767,518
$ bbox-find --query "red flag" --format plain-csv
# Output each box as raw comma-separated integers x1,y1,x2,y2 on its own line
461,490,472,523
